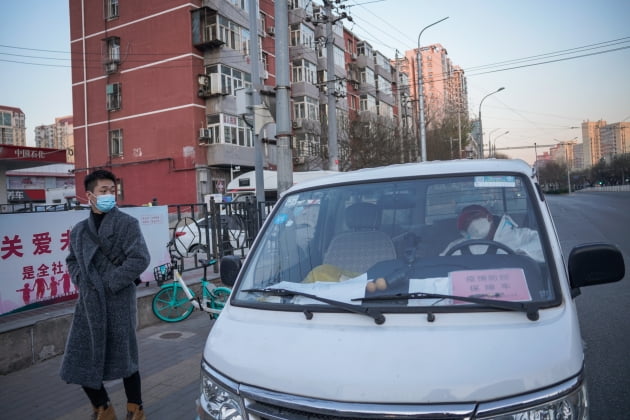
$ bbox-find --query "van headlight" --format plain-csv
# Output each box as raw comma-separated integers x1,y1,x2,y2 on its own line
477,380,588,420
200,362,245,420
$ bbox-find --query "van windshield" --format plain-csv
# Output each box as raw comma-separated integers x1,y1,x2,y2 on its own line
233,173,559,314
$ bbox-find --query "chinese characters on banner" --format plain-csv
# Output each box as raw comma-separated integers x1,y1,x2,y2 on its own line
0,207,170,316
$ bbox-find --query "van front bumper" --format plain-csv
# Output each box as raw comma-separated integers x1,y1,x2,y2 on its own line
198,359,587,419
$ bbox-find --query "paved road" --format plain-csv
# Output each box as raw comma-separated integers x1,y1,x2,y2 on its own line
0,310,213,420
546,192,630,419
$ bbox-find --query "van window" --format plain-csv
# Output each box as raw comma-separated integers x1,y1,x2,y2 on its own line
233,173,558,314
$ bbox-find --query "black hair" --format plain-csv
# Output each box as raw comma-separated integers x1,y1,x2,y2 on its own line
84,169,116,192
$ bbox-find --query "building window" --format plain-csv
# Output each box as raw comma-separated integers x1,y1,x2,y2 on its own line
207,113,252,147
317,69,327,92
289,0,313,14
346,38,354,54
357,42,372,57
293,96,319,120
217,16,250,54
227,0,248,12
109,129,123,157
290,23,314,49
376,75,391,96
262,52,269,74
105,37,120,63
377,102,393,118
348,94,359,111
206,64,252,96
200,14,250,55
334,46,345,69
291,59,316,84
360,94,377,113
293,132,320,158
360,67,375,87
104,0,119,20
375,54,391,73
106,83,121,111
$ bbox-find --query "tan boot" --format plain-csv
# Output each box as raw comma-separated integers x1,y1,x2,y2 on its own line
126,403,146,420
91,403,117,420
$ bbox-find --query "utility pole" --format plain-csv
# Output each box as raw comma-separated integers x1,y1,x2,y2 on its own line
275,0,293,195
394,50,404,162
324,0,339,171
311,1,352,171
247,0,264,205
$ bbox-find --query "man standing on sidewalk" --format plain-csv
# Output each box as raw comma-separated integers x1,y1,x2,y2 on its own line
60,169,150,420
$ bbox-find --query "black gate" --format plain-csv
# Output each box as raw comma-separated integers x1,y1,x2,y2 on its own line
167,197,275,273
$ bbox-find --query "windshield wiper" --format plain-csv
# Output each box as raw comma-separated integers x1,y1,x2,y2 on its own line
354,292,539,321
243,288,386,325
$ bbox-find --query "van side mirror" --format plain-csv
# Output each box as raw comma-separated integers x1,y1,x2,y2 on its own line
568,243,625,291
220,255,242,287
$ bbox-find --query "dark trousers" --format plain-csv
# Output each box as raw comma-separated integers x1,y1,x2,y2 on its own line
82,371,142,408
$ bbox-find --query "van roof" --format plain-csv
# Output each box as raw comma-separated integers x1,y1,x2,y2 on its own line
286,159,534,193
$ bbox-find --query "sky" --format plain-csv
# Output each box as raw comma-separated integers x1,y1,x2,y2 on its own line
346,0,630,162
1,0,629,164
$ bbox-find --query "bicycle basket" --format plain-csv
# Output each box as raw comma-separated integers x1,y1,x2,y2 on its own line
153,263,173,286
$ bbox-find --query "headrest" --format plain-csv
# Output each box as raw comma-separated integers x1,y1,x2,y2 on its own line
457,204,492,231
345,202,379,230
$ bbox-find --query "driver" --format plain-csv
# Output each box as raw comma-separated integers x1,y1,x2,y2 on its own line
440,205,544,262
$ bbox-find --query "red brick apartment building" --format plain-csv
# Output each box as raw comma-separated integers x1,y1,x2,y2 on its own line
69,0,467,206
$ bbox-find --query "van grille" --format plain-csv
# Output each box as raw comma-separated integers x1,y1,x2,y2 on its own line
244,395,472,420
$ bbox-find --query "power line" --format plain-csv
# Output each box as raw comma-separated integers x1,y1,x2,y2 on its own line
2,32,628,79
465,36,630,71
467,45,630,77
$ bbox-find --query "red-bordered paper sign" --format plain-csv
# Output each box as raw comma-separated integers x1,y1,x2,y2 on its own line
450,268,531,302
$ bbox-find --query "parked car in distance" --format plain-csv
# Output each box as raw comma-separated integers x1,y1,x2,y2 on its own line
172,214,245,257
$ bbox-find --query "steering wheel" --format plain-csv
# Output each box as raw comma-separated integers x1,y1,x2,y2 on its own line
445,239,516,256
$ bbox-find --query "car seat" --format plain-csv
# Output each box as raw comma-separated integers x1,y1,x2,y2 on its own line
323,202,397,273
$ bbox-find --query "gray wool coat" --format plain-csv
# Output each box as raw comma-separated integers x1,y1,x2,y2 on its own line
60,207,150,389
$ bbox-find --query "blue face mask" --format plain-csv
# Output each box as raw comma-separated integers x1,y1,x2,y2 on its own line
95,194,116,212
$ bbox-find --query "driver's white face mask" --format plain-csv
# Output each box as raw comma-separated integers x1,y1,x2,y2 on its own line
466,217,492,239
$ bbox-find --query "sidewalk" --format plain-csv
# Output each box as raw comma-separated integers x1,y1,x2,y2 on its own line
0,309,213,419
0,266,216,375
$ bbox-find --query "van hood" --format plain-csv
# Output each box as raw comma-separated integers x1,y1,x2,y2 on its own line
204,304,583,403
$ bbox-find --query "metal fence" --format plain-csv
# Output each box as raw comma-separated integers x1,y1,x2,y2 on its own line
2,198,276,273
0,202,80,214
166,197,276,273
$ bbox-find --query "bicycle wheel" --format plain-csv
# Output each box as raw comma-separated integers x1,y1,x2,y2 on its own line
152,285,194,322
209,287,231,319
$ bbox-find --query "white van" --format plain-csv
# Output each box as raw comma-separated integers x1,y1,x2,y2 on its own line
198,159,624,419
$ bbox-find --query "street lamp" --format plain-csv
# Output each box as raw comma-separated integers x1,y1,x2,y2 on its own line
478,87,505,158
417,16,449,162
492,131,510,157
487,128,501,155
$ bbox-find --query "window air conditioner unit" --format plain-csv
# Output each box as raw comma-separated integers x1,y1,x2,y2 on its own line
105,62,118,74
267,26,275,36
263,70,269,79
209,73,229,95
199,128,210,139
351,53,357,61
210,73,220,94
292,120,303,129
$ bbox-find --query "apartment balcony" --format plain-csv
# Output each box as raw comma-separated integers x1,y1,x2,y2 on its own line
191,7,226,51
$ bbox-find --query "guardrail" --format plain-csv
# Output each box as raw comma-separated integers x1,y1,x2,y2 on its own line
575,185,630,192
